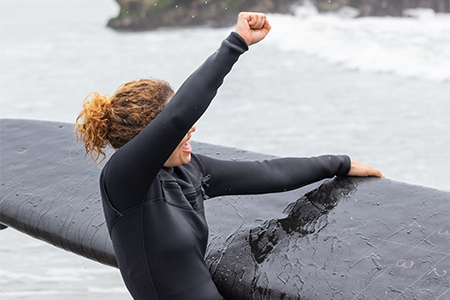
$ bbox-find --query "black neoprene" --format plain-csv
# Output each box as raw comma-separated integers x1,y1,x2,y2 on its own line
100,32,351,300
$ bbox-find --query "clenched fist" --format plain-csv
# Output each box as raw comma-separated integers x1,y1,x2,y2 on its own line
235,12,271,46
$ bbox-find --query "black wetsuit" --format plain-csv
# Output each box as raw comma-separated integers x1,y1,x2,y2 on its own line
100,32,351,300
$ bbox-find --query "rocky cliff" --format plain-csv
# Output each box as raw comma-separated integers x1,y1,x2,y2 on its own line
107,0,299,30
107,0,450,31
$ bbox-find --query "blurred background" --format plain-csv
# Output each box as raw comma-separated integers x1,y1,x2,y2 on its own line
0,0,449,298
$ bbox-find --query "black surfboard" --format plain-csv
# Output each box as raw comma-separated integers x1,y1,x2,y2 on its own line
1,118,449,299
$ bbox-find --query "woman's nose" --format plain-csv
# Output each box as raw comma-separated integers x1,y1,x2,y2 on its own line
189,125,196,134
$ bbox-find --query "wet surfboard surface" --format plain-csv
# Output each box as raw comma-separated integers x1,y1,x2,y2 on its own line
1,118,449,300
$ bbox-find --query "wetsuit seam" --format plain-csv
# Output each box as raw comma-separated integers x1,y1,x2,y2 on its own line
139,203,160,300
164,201,196,211
108,202,146,232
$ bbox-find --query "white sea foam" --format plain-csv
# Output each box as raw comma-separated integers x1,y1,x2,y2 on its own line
1,290,77,296
265,5,450,82
0,269,84,283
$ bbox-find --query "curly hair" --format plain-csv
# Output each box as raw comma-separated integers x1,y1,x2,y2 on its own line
75,79,174,163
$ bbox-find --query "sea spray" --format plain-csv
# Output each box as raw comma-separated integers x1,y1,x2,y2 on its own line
266,8,450,82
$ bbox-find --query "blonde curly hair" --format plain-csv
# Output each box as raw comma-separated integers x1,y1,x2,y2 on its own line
75,79,174,163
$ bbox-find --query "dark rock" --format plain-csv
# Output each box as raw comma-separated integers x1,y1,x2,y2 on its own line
107,0,301,31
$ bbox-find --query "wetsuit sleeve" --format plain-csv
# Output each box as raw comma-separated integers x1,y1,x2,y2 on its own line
196,154,351,198
102,32,248,212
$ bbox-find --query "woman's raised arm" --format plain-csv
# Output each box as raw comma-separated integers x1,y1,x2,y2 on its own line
102,14,272,211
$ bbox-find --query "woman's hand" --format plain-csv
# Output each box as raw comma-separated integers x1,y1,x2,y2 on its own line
235,12,271,46
347,160,385,178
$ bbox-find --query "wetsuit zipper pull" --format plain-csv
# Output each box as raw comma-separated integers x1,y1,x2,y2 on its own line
201,174,211,200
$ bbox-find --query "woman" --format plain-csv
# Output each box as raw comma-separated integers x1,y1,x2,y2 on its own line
75,12,383,300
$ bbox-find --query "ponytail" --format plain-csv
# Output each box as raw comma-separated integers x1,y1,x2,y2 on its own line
75,79,174,164
75,92,111,163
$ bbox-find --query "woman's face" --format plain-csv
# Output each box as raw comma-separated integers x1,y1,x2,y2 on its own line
164,125,196,167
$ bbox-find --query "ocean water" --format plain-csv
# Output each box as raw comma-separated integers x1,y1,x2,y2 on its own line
0,0,449,298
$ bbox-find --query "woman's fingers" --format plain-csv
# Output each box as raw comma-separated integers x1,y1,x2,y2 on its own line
248,13,266,29
347,160,385,178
